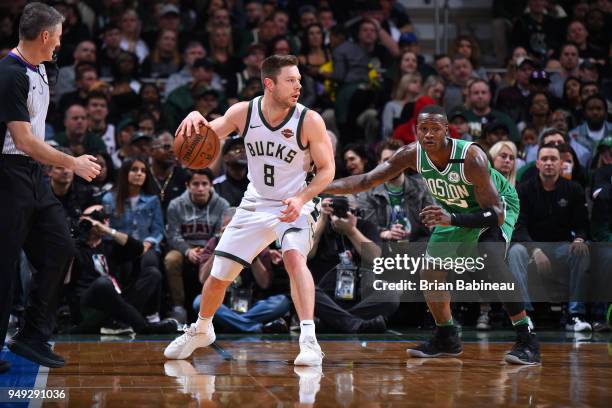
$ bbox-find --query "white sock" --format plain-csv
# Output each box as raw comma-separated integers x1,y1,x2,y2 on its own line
195,314,212,333
300,320,316,342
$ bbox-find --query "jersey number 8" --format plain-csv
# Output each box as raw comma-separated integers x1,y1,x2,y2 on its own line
264,164,275,186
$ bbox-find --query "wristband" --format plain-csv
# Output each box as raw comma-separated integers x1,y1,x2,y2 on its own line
450,208,498,228
110,228,117,237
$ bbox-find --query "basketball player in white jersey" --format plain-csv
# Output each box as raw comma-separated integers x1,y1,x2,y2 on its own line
164,55,334,366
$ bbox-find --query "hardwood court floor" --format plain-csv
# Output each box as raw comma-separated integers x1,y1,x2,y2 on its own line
2,331,611,407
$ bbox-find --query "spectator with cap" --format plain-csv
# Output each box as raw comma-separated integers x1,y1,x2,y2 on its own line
54,104,107,156
569,94,612,168
462,79,519,142
164,41,206,97
112,117,138,168
529,68,564,110
130,131,153,159
496,57,535,123
449,108,473,140
164,168,229,324
549,43,580,99
477,121,511,154
194,87,224,122
164,58,224,130
213,136,249,207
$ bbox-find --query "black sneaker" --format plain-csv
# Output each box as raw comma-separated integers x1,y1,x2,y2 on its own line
407,326,463,358
262,318,289,333
143,318,179,334
505,332,541,365
359,315,387,333
0,359,11,374
7,336,65,368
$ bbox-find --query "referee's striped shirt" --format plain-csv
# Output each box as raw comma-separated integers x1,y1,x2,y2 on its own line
0,51,49,156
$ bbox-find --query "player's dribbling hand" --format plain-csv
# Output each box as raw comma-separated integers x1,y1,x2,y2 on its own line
176,111,209,139
279,196,304,223
74,155,101,182
419,205,451,228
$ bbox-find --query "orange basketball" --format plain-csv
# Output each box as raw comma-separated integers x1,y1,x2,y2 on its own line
174,124,220,169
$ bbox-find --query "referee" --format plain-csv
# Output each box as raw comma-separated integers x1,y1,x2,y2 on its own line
0,3,100,373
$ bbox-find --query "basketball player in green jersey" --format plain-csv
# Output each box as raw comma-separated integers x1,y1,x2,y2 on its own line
324,105,540,365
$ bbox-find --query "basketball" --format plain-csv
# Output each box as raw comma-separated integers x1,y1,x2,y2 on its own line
174,124,220,169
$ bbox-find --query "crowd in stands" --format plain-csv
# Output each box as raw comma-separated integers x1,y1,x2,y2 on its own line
2,0,611,336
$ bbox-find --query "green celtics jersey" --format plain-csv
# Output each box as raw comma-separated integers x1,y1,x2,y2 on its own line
416,138,519,243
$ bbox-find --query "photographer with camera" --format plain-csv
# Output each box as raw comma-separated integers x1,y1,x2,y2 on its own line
66,205,178,334
308,195,398,333
356,140,433,243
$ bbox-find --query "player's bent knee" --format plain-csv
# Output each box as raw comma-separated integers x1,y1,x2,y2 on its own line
210,255,244,282
282,249,307,272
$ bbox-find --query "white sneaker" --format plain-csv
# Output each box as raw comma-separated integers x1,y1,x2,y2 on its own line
565,316,592,332
294,336,323,366
476,311,491,330
164,322,216,359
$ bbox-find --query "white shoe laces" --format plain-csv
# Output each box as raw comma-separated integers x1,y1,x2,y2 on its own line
174,323,198,346
300,338,324,358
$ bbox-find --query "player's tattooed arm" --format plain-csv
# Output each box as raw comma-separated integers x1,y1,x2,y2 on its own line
464,145,505,226
323,143,417,194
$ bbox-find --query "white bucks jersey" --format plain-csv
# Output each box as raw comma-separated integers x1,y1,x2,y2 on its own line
242,96,312,201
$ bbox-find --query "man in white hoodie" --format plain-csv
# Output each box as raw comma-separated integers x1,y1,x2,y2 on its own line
164,168,229,323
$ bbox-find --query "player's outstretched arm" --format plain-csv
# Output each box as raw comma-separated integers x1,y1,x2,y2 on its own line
8,121,101,181
323,144,417,195
464,145,505,226
175,102,248,141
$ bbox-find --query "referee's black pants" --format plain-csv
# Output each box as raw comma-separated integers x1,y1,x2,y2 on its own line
0,155,74,349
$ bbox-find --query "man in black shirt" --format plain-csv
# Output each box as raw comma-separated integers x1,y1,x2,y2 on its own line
308,196,397,333
0,3,100,372
509,144,591,331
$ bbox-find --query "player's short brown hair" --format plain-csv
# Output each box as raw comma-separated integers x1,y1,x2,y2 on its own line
261,54,299,84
